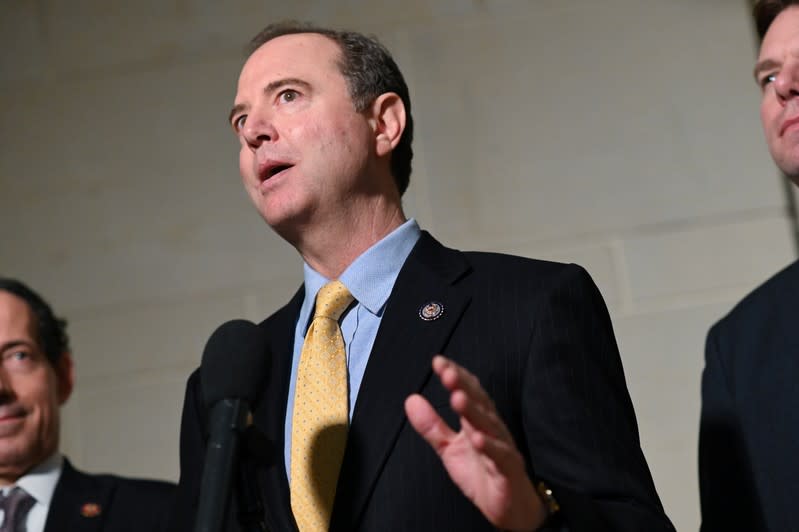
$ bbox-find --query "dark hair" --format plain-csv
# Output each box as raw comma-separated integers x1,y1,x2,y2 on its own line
247,21,414,196
0,278,69,366
754,0,799,41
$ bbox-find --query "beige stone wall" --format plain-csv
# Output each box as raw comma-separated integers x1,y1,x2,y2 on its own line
1,1,790,530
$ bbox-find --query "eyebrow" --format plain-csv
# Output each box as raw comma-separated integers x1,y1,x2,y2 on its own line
753,58,780,81
0,339,34,352
227,77,313,125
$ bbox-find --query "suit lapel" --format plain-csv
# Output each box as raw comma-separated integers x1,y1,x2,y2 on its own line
45,459,110,532
253,287,303,532
331,232,472,531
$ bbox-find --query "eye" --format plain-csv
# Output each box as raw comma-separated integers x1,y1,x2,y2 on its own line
760,73,777,89
233,115,247,132
3,348,34,369
10,350,29,361
279,89,299,103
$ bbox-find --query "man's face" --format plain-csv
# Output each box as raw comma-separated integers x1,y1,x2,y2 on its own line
230,33,379,240
0,292,72,484
757,5,799,180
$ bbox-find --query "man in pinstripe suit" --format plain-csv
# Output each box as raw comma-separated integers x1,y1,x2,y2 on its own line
172,21,674,532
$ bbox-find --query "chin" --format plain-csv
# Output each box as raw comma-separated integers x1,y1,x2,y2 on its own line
260,205,290,229
775,154,799,182
0,446,36,472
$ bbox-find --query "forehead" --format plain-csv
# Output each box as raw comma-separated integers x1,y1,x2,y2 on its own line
0,292,35,343
237,33,344,92
759,6,799,59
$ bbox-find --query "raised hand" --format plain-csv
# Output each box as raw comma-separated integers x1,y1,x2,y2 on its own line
404,355,548,532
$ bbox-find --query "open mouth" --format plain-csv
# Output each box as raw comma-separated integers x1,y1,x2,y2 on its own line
269,165,292,178
260,163,293,182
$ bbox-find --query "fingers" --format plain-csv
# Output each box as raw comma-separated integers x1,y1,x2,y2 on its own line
466,420,524,473
405,394,520,477
433,356,512,442
433,356,492,406
404,393,456,454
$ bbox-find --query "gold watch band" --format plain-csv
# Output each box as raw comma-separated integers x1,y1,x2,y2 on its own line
535,480,560,515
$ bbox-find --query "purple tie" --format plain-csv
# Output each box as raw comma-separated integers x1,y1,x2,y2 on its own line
0,487,35,532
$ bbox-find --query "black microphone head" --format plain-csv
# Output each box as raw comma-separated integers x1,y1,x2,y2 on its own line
200,319,269,407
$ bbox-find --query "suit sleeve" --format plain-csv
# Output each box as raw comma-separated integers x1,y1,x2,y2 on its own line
698,324,765,531
168,370,207,532
521,264,674,532
114,479,177,532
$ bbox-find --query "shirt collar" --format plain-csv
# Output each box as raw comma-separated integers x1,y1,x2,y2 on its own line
15,452,63,506
300,218,421,320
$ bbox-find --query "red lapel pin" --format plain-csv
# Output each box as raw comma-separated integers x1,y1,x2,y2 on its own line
80,502,102,518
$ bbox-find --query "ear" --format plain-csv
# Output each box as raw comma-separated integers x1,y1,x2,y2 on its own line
369,92,406,158
55,352,75,405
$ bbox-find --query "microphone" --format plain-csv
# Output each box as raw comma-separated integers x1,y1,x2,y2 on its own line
194,319,269,532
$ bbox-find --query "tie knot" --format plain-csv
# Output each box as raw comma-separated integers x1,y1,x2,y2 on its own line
313,280,354,321
0,487,35,531
0,487,32,508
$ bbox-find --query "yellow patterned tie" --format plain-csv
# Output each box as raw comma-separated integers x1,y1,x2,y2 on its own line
290,280,354,532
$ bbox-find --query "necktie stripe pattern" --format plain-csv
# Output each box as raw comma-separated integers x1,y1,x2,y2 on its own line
0,487,35,532
291,280,354,532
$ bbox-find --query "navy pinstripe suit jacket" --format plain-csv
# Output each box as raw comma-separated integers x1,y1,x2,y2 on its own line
172,232,674,531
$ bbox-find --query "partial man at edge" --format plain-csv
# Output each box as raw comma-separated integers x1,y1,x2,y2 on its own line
0,278,175,532
700,1,799,531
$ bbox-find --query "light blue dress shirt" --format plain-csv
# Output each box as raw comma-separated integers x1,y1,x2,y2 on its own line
284,218,422,476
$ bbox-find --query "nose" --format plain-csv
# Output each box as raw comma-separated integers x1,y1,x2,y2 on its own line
241,108,278,149
774,60,799,104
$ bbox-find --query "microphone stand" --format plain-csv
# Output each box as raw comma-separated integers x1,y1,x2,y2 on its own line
235,425,275,532
194,399,248,532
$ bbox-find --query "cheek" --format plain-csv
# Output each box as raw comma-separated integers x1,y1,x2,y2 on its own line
239,152,262,201
38,394,61,437
22,387,58,431
761,100,780,133
239,148,252,178
298,121,324,144
760,100,769,123
12,369,59,415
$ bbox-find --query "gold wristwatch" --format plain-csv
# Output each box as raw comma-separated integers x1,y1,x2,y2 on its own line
535,480,560,515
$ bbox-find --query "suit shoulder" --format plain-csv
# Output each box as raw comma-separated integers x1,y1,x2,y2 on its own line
78,469,176,496
710,259,799,339
706,260,799,382
112,475,176,494
461,250,598,293
462,250,582,275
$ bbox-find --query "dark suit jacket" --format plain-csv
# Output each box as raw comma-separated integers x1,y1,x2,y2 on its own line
47,458,175,532
172,232,673,531
699,259,799,532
